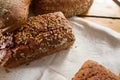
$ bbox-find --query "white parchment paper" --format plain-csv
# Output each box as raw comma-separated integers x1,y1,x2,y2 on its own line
0,17,120,80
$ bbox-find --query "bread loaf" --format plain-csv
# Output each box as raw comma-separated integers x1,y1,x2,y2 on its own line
31,0,93,17
72,60,119,80
0,0,31,33
0,12,75,68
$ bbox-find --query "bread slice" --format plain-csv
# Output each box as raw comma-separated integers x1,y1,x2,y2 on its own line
0,0,31,33
72,60,119,80
31,0,93,17
0,12,75,68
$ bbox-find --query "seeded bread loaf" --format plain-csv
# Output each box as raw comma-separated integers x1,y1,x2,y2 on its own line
72,60,119,80
0,0,31,33
0,12,75,68
31,0,93,17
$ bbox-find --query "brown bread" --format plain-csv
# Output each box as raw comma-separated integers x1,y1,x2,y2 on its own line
0,0,31,33
72,60,119,80
31,0,93,17
0,12,75,68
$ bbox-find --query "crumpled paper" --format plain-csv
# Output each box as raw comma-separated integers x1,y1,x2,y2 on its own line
0,17,120,80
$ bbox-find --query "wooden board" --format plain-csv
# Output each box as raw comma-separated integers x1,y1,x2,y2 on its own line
87,0,120,17
82,0,120,32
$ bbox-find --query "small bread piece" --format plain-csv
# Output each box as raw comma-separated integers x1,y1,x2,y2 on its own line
31,0,93,17
72,60,119,80
0,12,75,68
0,0,31,32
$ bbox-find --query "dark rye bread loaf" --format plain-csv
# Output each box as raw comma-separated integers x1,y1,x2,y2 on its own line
0,12,75,68
31,0,93,17
72,60,119,80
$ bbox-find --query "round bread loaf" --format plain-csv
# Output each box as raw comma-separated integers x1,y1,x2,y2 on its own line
31,0,93,17
0,0,31,33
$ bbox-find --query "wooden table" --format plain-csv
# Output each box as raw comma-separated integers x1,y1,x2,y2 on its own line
82,0,120,32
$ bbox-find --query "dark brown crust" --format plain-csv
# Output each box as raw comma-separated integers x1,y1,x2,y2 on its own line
72,60,119,80
0,12,75,68
31,0,93,17
0,0,31,32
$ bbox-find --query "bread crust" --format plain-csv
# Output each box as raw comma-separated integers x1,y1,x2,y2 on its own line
32,0,93,17
72,60,119,80
0,12,75,68
0,0,31,32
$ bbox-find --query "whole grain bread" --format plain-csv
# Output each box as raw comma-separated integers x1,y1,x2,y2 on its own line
31,0,93,17
72,60,119,80
0,12,75,68
0,0,31,33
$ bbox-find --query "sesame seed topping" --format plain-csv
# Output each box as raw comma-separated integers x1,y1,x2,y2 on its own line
20,53,25,58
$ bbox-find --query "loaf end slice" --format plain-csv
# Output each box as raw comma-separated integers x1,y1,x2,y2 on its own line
0,12,75,68
72,60,119,80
